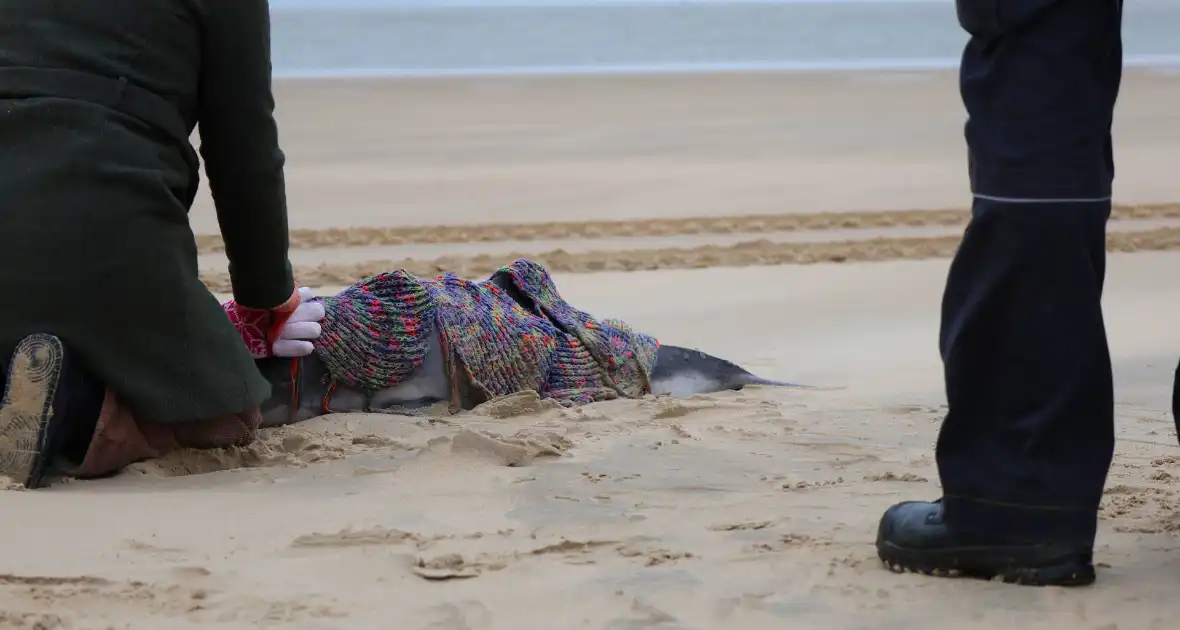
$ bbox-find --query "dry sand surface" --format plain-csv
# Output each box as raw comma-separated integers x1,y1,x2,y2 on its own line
6,69,1180,629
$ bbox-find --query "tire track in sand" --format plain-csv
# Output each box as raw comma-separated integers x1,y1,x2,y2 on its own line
200,225,1180,292
194,203,1180,254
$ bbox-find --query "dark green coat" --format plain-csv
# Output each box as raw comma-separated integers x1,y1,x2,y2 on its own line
0,0,295,423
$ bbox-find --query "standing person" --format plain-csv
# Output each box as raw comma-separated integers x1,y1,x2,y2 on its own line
875,0,1125,586
0,0,309,489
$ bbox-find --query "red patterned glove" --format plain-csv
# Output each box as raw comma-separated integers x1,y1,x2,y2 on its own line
222,287,303,359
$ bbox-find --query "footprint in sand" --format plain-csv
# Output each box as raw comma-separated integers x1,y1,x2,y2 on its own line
420,600,493,630
0,572,348,625
0,611,69,630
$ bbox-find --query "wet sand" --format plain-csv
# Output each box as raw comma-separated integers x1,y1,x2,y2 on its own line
5,69,1180,629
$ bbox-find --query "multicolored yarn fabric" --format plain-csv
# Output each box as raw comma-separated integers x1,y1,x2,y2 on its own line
312,269,434,390
311,259,660,407
491,260,659,400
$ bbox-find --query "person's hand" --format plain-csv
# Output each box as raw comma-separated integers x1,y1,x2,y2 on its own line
222,286,304,359
272,287,325,358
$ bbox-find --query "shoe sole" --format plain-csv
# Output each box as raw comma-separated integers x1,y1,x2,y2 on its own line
878,541,1096,587
0,334,64,489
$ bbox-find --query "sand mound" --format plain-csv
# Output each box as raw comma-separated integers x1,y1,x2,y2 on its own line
122,418,422,478
116,390,752,480
107,388,776,482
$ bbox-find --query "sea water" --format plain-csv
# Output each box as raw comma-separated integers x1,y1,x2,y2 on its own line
269,0,1180,79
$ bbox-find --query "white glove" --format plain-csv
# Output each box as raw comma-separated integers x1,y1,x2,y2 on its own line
272,287,326,358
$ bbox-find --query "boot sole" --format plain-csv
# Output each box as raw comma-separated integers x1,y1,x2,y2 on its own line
878,541,1096,587
0,334,64,489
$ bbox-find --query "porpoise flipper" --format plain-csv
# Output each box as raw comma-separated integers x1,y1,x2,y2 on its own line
648,344,805,397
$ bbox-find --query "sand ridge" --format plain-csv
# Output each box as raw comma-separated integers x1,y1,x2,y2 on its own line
195,203,1180,254
201,222,1180,292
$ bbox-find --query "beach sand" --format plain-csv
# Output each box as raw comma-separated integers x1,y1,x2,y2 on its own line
5,69,1180,629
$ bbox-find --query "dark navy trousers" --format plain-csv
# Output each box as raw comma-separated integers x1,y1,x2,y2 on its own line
936,0,1125,544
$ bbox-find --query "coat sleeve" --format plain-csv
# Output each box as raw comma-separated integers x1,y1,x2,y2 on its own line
197,0,295,310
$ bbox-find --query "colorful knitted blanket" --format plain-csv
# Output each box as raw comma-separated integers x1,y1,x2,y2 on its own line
312,259,660,407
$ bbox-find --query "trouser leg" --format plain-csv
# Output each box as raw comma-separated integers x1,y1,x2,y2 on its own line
68,391,262,478
935,0,1123,544
0,335,264,483
1173,359,1180,440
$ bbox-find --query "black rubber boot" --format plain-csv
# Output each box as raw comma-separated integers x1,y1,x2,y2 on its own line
876,500,1096,587
0,334,103,489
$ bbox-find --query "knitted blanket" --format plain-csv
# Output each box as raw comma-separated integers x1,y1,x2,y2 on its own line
312,259,660,407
